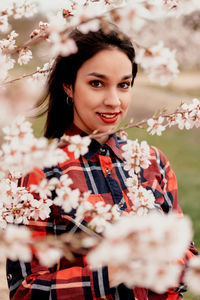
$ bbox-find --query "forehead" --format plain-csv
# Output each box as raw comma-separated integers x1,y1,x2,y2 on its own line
77,48,132,78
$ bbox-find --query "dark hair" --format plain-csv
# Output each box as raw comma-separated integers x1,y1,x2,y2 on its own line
40,27,138,139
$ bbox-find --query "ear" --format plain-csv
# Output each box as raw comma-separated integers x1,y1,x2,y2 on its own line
62,83,73,98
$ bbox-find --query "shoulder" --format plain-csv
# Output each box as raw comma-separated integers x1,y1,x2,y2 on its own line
149,145,172,174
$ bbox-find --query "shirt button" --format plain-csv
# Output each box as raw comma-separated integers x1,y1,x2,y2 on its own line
106,169,111,175
100,147,106,154
7,274,12,281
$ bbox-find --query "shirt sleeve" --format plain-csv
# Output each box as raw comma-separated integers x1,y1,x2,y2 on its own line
6,170,112,300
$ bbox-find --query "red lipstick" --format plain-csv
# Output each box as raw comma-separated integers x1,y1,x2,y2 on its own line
97,112,120,124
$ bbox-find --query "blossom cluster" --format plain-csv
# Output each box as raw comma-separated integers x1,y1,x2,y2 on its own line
0,0,37,33
0,224,65,267
0,177,53,228
2,0,200,89
61,134,91,158
121,139,155,216
135,41,179,86
0,116,67,176
75,196,120,233
147,98,200,135
31,172,120,234
87,212,192,293
0,225,32,262
0,31,18,53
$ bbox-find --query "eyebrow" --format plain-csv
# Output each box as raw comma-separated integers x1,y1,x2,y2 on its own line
87,72,133,80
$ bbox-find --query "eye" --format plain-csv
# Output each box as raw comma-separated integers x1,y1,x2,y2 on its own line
118,82,131,89
89,80,104,88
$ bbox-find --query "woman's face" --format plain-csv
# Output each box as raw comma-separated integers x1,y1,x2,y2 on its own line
65,48,133,144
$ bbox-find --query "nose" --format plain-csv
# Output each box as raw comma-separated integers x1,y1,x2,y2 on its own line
103,87,120,107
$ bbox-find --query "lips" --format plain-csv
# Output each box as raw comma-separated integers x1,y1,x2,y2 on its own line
96,112,120,124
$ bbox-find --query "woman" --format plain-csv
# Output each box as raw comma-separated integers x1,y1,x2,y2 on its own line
7,27,197,300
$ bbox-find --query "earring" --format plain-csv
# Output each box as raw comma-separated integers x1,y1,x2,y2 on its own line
66,96,73,106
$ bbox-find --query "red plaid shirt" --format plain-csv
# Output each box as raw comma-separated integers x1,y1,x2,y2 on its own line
7,124,197,300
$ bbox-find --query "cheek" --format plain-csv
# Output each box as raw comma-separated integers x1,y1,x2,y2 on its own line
122,94,132,110
73,85,95,107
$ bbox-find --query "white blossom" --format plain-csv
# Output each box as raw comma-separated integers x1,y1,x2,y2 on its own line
30,178,55,199
49,33,78,57
119,130,128,141
175,113,191,130
2,225,32,261
0,50,15,82
0,176,53,227
78,19,101,34
53,174,80,213
179,98,200,129
29,197,53,221
75,195,120,233
67,135,91,159
18,47,32,65
47,11,67,33
126,174,139,193
54,187,80,213
147,116,166,135
0,15,10,33
87,213,192,292
2,115,33,140
129,186,155,216
164,0,200,16
31,60,54,83
185,256,200,295
12,0,37,19
122,139,151,174
37,247,63,267
1,117,68,175
0,31,19,52
87,202,120,233
136,41,179,86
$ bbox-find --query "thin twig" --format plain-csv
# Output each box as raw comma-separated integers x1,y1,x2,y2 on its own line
1,68,52,86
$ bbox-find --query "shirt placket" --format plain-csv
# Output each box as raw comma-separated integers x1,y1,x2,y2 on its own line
98,147,126,209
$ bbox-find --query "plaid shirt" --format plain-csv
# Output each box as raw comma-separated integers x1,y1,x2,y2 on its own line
7,124,197,300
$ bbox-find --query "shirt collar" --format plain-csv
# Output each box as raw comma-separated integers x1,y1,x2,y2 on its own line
64,123,124,161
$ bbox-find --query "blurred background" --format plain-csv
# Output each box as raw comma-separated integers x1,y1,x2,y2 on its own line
0,3,200,300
